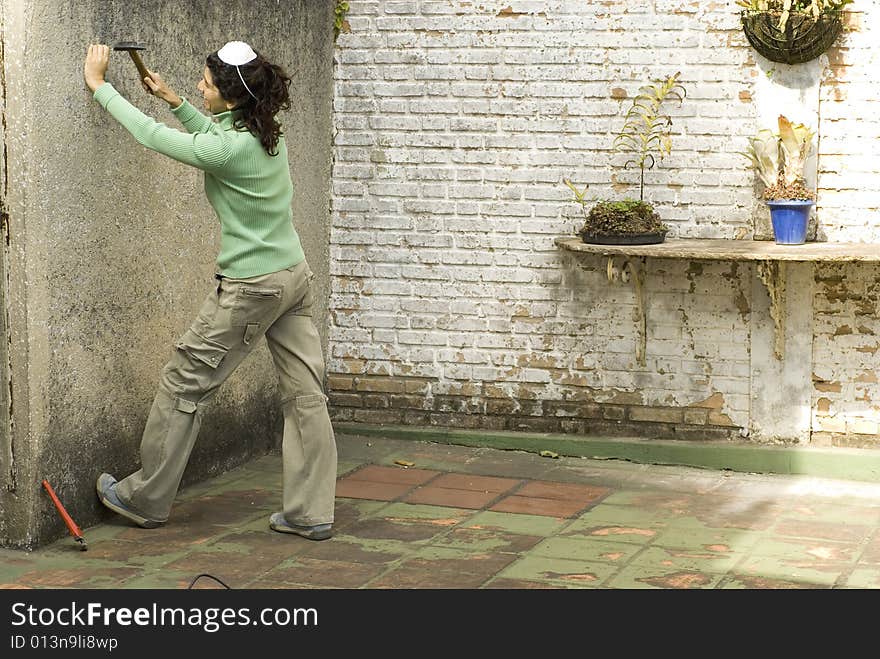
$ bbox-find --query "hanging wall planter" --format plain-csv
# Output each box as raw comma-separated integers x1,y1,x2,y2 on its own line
740,9,844,64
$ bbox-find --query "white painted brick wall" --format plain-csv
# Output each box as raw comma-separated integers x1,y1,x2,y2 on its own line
331,0,880,440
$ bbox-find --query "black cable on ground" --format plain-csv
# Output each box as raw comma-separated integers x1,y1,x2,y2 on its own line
186,573,231,589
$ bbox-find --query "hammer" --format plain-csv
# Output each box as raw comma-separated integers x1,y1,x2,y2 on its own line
113,42,150,88
42,479,88,551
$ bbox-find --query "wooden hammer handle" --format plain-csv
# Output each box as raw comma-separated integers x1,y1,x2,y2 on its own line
127,50,150,86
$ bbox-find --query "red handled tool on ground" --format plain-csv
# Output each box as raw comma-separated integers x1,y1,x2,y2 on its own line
41,479,88,551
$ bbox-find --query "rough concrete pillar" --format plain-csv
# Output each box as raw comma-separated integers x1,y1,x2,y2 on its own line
750,262,815,443
0,0,334,548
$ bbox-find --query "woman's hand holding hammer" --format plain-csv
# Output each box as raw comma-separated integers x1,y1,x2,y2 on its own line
143,71,183,109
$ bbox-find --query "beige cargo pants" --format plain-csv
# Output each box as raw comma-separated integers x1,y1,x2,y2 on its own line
115,260,337,526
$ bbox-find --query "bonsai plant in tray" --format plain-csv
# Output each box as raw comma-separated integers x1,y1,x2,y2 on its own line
564,72,686,246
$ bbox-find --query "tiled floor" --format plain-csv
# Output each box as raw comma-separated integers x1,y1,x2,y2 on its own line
2,432,880,589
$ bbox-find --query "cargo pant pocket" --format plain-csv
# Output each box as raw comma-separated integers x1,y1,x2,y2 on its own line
175,330,228,369
231,286,283,327
163,329,230,395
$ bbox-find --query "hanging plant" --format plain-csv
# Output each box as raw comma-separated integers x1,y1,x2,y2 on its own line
737,0,853,64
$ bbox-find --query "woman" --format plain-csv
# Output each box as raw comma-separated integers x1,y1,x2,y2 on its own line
83,42,336,540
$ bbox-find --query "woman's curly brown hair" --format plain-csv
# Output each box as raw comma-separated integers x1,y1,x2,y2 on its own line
206,49,291,156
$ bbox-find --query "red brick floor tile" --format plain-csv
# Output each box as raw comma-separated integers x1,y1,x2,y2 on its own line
402,486,499,509
266,558,385,588
334,480,414,501
343,465,439,486
516,481,610,502
299,540,404,564
368,566,489,589
483,578,562,589
15,567,142,588
490,495,588,518
429,473,522,493
343,518,451,543
161,551,291,586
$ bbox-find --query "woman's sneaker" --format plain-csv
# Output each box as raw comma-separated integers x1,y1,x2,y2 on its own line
96,473,164,529
269,512,332,540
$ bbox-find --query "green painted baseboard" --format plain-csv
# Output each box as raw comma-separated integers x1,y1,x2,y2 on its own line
332,422,880,483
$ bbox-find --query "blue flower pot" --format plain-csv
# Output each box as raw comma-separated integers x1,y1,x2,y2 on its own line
766,200,814,245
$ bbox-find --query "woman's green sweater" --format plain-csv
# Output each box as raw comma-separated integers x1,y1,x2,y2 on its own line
93,82,305,278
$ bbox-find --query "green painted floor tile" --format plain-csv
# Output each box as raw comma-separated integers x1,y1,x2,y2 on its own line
463,510,569,537
717,573,827,589
628,545,743,574
736,555,847,587
71,539,193,569
335,498,391,516
332,498,394,532
13,565,146,589
76,523,132,544
380,450,483,473
576,503,674,529
597,490,694,507
843,567,880,588
498,555,618,588
749,536,860,563
372,502,474,522
777,502,880,526
662,509,781,533
652,525,763,553
429,526,543,554
237,454,283,472
561,518,660,545
337,460,364,476
0,552,42,584
604,565,725,589
117,569,200,589
306,535,414,561
412,546,483,561
529,536,642,564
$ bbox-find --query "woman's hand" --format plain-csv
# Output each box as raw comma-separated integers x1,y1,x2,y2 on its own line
143,70,182,108
84,44,110,92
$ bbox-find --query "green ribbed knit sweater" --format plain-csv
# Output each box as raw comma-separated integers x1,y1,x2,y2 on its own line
93,82,304,278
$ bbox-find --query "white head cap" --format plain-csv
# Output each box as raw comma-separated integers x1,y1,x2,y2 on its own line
216,41,259,101
217,41,257,66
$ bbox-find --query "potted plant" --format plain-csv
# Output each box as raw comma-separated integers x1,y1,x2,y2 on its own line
564,72,686,245
742,114,816,244
737,1,853,65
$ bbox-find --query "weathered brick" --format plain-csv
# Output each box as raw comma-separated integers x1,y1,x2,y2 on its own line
352,409,404,424
628,407,684,424
355,377,407,393
848,419,879,435
683,408,709,425
328,376,355,391
328,393,364,408
815,416,847,434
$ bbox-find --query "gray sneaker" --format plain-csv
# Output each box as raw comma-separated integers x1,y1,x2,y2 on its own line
96,473,164,529
269,512,333,541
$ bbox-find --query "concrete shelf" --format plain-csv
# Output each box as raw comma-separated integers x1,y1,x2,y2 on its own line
554,236,880,367
554,237,880,263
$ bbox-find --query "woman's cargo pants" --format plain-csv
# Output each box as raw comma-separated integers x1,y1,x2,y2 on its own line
114,260,337,526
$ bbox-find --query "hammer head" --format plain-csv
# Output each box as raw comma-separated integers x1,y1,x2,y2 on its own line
113,42,146,51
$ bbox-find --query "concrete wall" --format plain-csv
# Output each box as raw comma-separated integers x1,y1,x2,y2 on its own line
0,0,334,549
328,2,880,448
